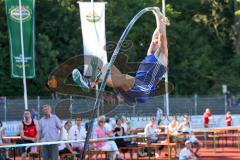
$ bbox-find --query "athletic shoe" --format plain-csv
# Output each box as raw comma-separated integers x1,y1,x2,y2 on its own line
72,68,90,92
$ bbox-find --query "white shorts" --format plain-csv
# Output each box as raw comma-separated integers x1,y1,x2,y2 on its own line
72,142,84,150
189,135,198,143
100,141,119,155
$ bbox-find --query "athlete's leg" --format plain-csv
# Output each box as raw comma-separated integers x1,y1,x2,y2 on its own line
72,64,135,92
100,65,135,91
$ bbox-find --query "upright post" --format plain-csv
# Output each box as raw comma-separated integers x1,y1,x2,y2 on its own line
194,94,198,115
4,96,7,122
70,96,73,119
19,0,28,109
37,96,40,119
162,0,169,116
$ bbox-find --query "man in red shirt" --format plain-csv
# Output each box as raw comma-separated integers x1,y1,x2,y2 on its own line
225,111,232,126
203,108,212,128
17,110,39,159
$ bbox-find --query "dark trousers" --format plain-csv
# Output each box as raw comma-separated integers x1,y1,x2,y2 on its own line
41,144,58,160
59,148,71,155
16,139,34,153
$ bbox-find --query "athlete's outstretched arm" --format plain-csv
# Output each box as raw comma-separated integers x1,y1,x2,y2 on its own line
147,10,169,67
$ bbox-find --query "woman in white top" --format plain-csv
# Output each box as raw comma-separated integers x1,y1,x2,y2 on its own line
178,116,202,158
168,116,179,133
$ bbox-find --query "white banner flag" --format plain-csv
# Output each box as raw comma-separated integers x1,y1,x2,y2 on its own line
78,2,107,77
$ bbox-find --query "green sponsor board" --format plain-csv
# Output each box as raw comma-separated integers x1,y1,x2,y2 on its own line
5,0,35,78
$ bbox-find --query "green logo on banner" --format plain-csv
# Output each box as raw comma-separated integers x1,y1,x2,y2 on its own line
9,6,31,22
86,11,101,23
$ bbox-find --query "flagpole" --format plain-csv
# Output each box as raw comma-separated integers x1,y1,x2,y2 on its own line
19,0,28,110
162,0,169,116
90,0,101,117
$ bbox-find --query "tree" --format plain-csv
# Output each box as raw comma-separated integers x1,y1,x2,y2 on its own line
0,0,238,97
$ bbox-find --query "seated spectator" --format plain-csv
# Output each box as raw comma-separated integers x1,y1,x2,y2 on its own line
121,116,128,134
144,117,165,158
126,121,131,134
144,117,159,143
178,116,202,157
104,117,114,136
179,140,197,160
225,111,232,126
168,116,179,133
70,116,86,152
17,110,39,160
59,120,76,156
114,117,135,148
124,121,137,144
114,117,127,147
93,116,124,160
0,121,10,159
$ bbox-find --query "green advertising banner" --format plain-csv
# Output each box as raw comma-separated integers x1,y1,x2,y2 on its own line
5,0,35,78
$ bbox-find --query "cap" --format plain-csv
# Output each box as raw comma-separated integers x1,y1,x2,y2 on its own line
185,140,191,145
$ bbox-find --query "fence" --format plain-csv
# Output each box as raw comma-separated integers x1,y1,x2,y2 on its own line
0,95,239,121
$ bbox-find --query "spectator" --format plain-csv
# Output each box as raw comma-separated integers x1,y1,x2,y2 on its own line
156,107,163,125
47,75,58,100
225,111,232,126
203,108,212,128
178,116,202,158
121,116,128,134
0,121,6,144
144,117,165,158
126,121,131,134
39,105,62,160
17,110,39,160
93,116,124,160
70,116,86,152
59,120,76,156
168,116,179,133
231,95,237,107
0,96,5,105
114,117,131,147
144,117,159,143
179,140,197,160
104,117,114,136
30,108,38,119
0,121,10,159
124,121,135,143
226,91,231,106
